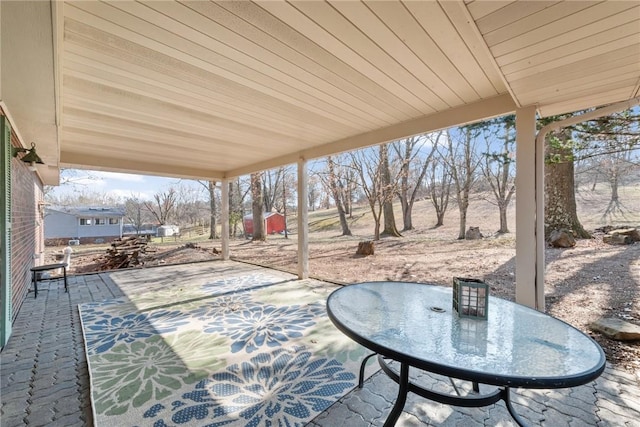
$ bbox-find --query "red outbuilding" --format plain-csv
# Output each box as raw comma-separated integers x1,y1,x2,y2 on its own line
243,212,286,236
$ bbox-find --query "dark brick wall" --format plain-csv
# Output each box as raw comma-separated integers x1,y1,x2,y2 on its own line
10,127,44,320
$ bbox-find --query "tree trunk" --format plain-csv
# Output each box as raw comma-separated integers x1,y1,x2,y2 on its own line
229,180,238,237
345,172,354,218
380,144,401,237
544,129,590,238
402,204,413,231
480,115,516,235
498,202,509,234
251,172,266,241
262,180,271,213
282,170,288,239
457,198,468,240
399,160,411,231
401,150,429,231
429,162,451,228
447,127,478,240
373,212,381,241
327,156,352,236
603,169,623,220
382,202,401,237
610,174,619,203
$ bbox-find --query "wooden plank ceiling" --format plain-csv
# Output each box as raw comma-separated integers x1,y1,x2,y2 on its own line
53,0,640,180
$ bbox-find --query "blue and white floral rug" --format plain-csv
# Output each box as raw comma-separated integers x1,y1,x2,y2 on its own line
79,262,373,427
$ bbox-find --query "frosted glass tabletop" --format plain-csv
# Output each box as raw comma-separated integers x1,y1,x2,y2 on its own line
327,282,605,388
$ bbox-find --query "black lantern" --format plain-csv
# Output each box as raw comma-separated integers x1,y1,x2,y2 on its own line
12,142,44,171
452,277,489,319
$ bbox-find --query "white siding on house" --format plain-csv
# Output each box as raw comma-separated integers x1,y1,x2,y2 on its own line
76,218,121,239
44,210,79,239
44,207,124,241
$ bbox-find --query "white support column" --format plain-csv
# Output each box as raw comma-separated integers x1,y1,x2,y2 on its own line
535,115,546,312
525,95,640,310
221,179,230,261
515,105,540,309
297,158,309,279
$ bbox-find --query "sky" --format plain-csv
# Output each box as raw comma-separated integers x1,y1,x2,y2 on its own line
47,169,205,202
46,137,437,205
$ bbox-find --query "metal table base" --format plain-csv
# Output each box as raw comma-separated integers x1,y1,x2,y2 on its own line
359,353,528,427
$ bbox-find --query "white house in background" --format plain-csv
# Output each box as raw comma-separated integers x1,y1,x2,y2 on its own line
44,206,125,246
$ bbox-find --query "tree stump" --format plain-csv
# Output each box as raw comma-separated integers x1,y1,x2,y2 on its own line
610,228,640,242
356,241,375,256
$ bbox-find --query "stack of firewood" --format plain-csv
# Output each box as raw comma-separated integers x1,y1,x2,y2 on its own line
96,236,150,270
602,228,640,245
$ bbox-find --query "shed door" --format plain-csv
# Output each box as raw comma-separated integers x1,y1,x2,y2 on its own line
1,117,12,348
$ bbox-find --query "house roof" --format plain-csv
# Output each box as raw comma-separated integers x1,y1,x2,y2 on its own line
3,1,639,185
47,206,126,217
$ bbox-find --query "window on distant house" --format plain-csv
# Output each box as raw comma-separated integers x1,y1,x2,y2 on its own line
109,218,119,225
94,218,106,225
80,218,92,226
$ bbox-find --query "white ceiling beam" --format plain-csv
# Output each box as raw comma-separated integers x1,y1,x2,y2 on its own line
226,94,517,178
60,151,224,181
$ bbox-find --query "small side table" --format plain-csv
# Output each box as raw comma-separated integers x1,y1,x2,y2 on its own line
30,263,68,298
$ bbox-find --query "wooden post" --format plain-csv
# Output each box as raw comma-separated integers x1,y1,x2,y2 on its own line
297,158,309,279
515,105,541,310
221,179,230,260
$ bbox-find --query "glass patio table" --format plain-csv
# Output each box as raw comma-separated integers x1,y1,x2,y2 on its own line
326,281,606,427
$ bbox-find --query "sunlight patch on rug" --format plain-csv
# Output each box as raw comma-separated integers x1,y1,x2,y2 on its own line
79,266,373,426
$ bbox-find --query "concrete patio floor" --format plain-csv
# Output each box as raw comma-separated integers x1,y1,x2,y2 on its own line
1,260,639,427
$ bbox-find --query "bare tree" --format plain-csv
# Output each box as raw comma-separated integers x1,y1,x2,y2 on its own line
445,127,482,239
379,143,401,237
251,172,266,241
595,150,638,221
124,195,150,234
545,109,640,238
479,116,516,234
307,174,321,212
193,180,219,238
46,186,121,207
173,182,206,227
351,148,384,240
282,169,289,239
207,181,217,239
144,188,178,225
262,168,285,213
275,166,296,214
341,167,357,217
392,133,439,231
428,154,452,227
229,178,250,237
325,156,352,236
573,110,640,222
44,169,100,202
